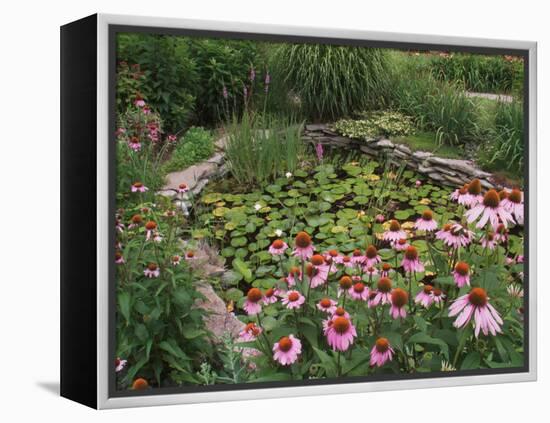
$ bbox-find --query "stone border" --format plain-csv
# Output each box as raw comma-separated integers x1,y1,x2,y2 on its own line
303,124,499,189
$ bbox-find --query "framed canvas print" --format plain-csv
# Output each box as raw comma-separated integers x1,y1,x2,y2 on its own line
60,13,537,409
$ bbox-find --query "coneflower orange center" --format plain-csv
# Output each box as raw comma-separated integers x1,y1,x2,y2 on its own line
458,185,468,195
468,179,482,195
311,254,325,266
377,277,392,293
375,338,390,353
186,251,195,258
131,214,142,224
133,182,143,188
422,210,433,221
433,288,443,297
332,317,350,334
288,292,300,302
289,266,301,276
353,283,365,293
306,263,318,277
278,336,292,352
382,263,392,271
398,238,407,245
320,298,332,308
343,256,351,263
179,183,187,189
329,249,339,257
405,246,418,260
391,288,408,307
366,245,378,259
145,221,157,230
443,223,452,231
147,263,157,271
340,276,353,289
272,239,285,249
247,288,262,303
334,307,346,316
389,220,401,231
455,261,469,276
509,189,522,204
132,378,149,390
423,285,433,294
265,288,274,297
295,231,312,248
469,287,488,306
483,190,500,208
498,190,508,201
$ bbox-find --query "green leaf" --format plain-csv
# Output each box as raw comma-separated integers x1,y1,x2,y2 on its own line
408,332,449,359
461,351,481,370
233,258,252,282
118,291,131,323
312,347,337,378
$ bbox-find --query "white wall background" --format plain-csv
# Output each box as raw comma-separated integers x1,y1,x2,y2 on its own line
0,0,546,420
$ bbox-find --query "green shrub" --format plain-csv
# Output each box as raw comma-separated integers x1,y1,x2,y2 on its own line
272,44,391,121
335,111,416,139
224,113,304,187
117,34,197,133
430,53,524,94
161,127,215,174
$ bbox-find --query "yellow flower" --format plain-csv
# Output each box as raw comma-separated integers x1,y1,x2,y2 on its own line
419,198,431,205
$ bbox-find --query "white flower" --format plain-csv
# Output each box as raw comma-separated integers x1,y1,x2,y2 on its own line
275,229,283,237
507,284,524,299
254,203,262,211
441,360,456,372
286,172,293,178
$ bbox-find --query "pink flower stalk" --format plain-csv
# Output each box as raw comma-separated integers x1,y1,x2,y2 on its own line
371,277,393,306
350,248,365,265
466,189,515,229
452,262,470,288
325,316,357,352
389,288,408,319
269,239,289,256
431,288,446,305
414,210,438,232
143,263,160,278
501,188,524,225
115,358,127,372
285,266,301,287
144,221,157,241
171,255,181,266
370,338,394,367
238,322,262,342
317,298,337,314
415,285,435,308
339,256,354,268
349,282,369,301
363,266,379,279
273,335,302,366
176,183,189,194
384,220,407,243
131,182,148,193
262,288,278,305
243,288,263,315
128,136,142,151
401,246,424,273
449,287,503,337
315,143,324,161
292,231,314,260
444,223,474,249
364,245,381,268
282,290,305,309
115,252,125,265
393,238,410,252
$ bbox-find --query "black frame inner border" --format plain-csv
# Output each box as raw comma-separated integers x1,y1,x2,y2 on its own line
107,23,531,399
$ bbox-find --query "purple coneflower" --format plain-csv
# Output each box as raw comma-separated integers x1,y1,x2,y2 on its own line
449,287,503,337
243,288,263,315
414,209,438,232
273,335,301,366
389,288,408,319
452,261,470,288
401,246,424,273
384,220,407,243
325,316,357,352
466,189,515,229
370,338,394,367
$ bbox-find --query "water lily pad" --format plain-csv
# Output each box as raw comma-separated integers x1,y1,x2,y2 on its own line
202,192,223,204
331,225,348,234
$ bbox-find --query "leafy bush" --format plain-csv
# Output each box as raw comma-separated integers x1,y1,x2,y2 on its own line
335,111,416,140
430,53,524,94
116,62,148,114
224,113,304,187
273,44,391,121
117,34,197,133
161,127,215,174
391,74,479,146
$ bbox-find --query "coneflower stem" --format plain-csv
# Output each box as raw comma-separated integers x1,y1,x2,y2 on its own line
337,351,342,376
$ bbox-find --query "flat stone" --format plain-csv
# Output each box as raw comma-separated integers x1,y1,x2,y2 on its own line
412,151,433,161
443,174,466,186
163,161,218,191
432,165,458,176
305,123,327,132
322,128,338,136
465,92,513,103
418,165,436,174
195,283,244,342
473,169,492,179
427,157,477,175
428,172,445,182
215,135,228,151
392,149,411,160
359,145,379,156
480,178,495,190
395,144,412,155
374,139,394,149
191,178,210,196
207,153,225,165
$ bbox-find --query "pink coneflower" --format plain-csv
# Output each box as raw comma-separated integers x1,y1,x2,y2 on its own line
364,245,381,268
307,255,329,288
315,143,324,161
415,209,438,232
349,282,369,301
466,189,515,229
517,255,524,263
390,288,408,319
338,276,353,297
339,255,354,268
323,308,350,334
171,255,181,266
143,263,160,278
128,214,142,229
273,335,301,366
115,357,127,372
115,251,125,265
370,337,394,367
480,232,497,250
144,221,157,241
115,127,126,137
177,183,189,193
134,95,146,107
286,266,301,287
380,263,393,278
351,248,365,265
415,180,422,187
142,106,151,115
393,238,410,252
115,216,125,233
501,188,524,225
269,239,288,256
443,223,474,249
452,261,470,288
450,184,470,205
184,250,196,261
449,287,503,337
128,136,141,151
282,290,305,309
239,322,262,342
364,266,379,279
494,223,509,244
317,298,337,314
263,288,278,305
325,316,357,352
131,182,148,193
401,246,424,273
375,214,385,223
415,285,434,308
243,288,263,315
384,220,407,243
371,277,393,306
167,134,177,143
293,231,314,259
431,287,446,305
367,291,378,308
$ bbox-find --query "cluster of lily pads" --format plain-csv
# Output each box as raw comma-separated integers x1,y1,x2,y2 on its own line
195,162,524,378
